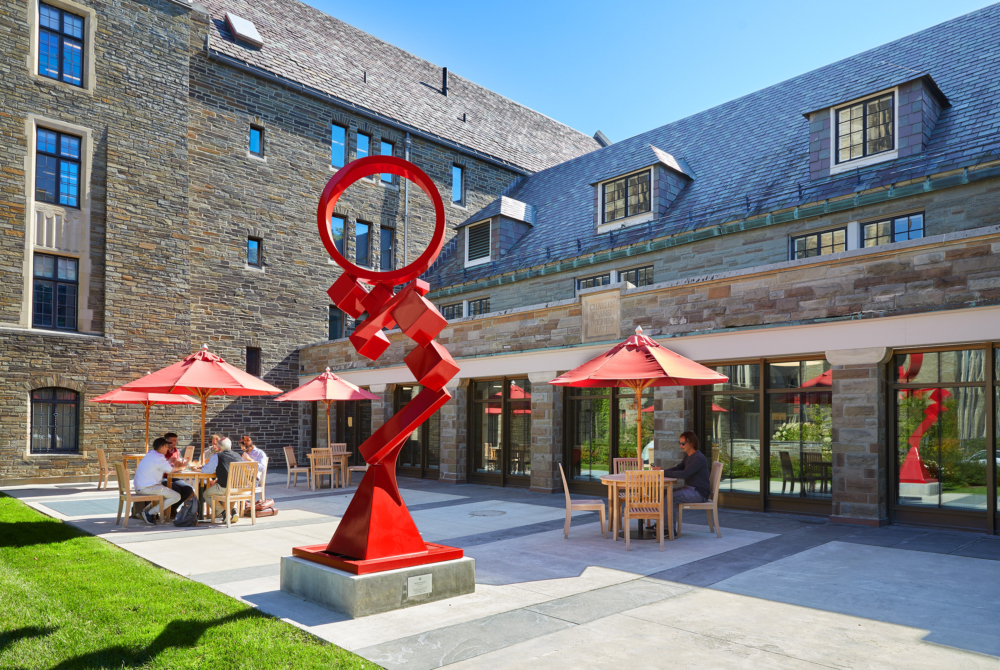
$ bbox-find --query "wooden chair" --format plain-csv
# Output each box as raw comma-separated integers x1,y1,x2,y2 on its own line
183,445,195,462
677,461,723,538
96,448,113,490
613,457,643,506
558,463,606,538
113,461,163,529
803,452,828,493
347,457,368,485
284,446,311,488
309,449,335,490
207,462,258,528
623,469,664,551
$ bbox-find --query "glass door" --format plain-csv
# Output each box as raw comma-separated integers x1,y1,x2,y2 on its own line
395,384,442,479
337,398,371,467
470,377,532,486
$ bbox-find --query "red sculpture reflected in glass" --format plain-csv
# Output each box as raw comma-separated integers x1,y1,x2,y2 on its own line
292,156,462,574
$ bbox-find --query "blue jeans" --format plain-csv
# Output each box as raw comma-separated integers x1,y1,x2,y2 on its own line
673,485,706,519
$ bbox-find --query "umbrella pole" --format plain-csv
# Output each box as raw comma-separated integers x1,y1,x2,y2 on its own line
325,400,332,450
144,403,150,452
200,391,207,464
630,380,651,465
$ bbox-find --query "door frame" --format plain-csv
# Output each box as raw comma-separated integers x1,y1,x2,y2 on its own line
394,384,442,479
467,376,532,487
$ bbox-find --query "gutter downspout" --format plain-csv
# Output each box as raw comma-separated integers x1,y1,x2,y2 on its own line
404,133,411,265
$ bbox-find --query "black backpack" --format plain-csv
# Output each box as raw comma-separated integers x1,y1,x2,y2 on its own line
173,497,198,527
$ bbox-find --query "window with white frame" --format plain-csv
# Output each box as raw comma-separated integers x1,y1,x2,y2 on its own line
39,3,85,87
468,297,490,316
35,127,80,208
465,221,490,266
836,93,894,164
863,213,924,248
441,302,463,320
619,265,654,287
603,170,650,223
578,273,611,291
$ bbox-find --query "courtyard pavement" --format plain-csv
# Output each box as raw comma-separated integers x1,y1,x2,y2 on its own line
3,473,999,669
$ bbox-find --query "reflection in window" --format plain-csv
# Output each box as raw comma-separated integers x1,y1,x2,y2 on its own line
247,237,262,267
864,213,924,247
35,128,81,207
33,253,77,331
39,3,84,87
568,386,654,482
356,133,370,160
441,302,463,320
380,140,394,183
330,215,345,255
471,379,532,477
379,227,394,271
578,273,611,291
452,165,464,204
468,297,489,316
700,392,761,495
836,93,894,164
619,265,653,287
31,387,79,453
603,170,650,223
792,228,847,260
249,126,264,156
331,124,346,168
768,361,832,500
355,221,371,266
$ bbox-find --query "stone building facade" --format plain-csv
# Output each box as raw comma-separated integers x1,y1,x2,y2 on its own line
304,6,1000,534
0,0,599,483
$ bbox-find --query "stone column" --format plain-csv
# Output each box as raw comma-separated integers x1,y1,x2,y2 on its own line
438,379,466,483
827,347,891,527
654,386,693,468
528,371,562,493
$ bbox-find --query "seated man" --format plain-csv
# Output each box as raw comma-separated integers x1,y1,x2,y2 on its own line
162,432,193,516
663,431,711,526
133,437,182,525
240,435,268,482
200,437,244,521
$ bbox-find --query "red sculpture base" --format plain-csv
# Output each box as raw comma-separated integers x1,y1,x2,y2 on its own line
292,542,463,575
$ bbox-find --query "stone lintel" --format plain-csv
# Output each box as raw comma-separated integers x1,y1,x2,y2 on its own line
825,347,892,366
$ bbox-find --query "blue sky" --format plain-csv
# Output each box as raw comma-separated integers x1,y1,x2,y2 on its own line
307,0,995,143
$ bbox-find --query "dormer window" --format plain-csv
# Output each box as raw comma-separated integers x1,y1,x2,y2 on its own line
602,170,650,223
836,93,894,164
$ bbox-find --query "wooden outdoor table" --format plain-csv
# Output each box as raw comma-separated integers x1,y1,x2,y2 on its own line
166,470,215,520
600,473,677,542
330,451,349,488
122,453,144,469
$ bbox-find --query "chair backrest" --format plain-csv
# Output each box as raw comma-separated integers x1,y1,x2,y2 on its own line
614,457,642,474
283,446,297,468
311,450,332,468
96,448,108,470
113,461,128,495
557,462,571,507
226,462,258,493
183,446,194,462
779,450,794,475
625,470,663,507
708,461,723,502
329,443,347,452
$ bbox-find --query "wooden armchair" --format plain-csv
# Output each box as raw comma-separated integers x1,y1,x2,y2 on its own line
677,461,723,538
113,461,163,528
329,443,348,488
284,446,311,488
558,463,606,538
623,469,664,551
613,457,643,505
207,462,258,528
779,451,797,494
96,448,113,490
183,445,195,462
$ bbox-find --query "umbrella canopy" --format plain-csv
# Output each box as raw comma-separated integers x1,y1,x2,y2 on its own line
121,344,282,461
274,368,379,449
551,326,728,459
486,382,531,414
89,384,198,452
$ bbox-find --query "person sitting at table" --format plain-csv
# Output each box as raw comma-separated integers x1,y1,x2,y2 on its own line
200,437,243,522
133,437,181,525
662,431,711,529
161,432,193,516
239,435,268,482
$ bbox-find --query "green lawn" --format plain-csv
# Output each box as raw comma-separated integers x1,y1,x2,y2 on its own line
0,495,380,670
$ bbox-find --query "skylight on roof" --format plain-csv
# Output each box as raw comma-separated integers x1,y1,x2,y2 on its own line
225,12,263,48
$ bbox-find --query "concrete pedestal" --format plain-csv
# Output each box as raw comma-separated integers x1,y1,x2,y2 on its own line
899,482,941,497
280,555,475,618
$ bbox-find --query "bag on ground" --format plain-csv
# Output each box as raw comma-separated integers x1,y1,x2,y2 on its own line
173,497,198,527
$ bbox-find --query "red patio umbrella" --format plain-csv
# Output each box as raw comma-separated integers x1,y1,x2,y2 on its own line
120,344,282,462
273,367,379,449
550,326,728,458
486,382,531,414
90,379,198,452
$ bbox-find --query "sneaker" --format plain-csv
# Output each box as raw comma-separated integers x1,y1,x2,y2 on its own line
141,509,157,526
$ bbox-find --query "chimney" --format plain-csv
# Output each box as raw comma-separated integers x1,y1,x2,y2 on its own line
593,130,612,147
442,67,448,96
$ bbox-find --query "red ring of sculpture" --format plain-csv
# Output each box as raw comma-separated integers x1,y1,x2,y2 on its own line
317,155,446,284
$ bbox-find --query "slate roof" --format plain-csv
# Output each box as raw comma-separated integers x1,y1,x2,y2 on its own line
199,0,600,173
430,4,1000,288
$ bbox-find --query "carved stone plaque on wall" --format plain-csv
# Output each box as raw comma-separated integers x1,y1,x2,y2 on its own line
580,289,621,342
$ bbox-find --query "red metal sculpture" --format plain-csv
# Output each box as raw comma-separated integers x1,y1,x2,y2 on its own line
293,156,462,575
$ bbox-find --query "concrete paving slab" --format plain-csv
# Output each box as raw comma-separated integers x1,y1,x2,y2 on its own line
837,526,929,547
711,541,1000,657
624,588,997,670
953,537,1000,560
442,610,829,670
525,577,692,624
892,531,983,554
355,608,575,670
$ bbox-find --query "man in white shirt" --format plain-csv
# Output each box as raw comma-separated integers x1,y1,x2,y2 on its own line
240,435,268,482
201,437,244,521
134,437,181,525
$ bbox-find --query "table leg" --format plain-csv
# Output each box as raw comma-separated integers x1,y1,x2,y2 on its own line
666,483,674,541
607,483,618,541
